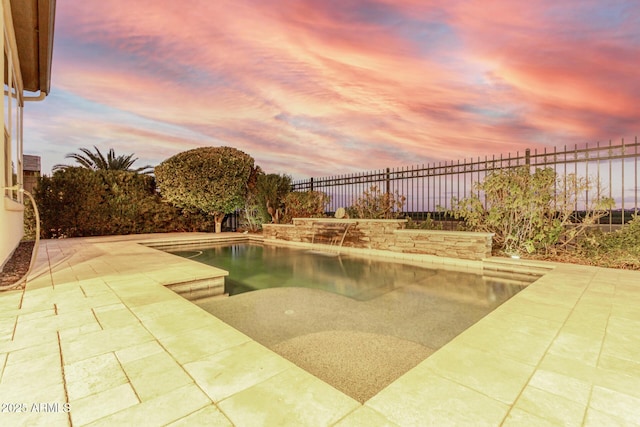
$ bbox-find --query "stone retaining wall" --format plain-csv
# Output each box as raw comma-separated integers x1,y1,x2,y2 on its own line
262,218,493,260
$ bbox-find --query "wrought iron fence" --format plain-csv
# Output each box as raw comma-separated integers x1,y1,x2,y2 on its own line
292,137,639,226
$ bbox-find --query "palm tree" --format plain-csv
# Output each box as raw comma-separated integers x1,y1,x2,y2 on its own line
53,146,153,174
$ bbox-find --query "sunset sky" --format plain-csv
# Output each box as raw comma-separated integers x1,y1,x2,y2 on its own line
24,0,639,180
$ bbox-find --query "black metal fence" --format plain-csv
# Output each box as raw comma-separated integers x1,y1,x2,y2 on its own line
292,137,639,225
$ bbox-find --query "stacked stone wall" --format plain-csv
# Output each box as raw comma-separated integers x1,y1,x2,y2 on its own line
262,218,493,260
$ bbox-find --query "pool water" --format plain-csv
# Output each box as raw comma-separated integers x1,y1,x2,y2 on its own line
168,242,533,402
170,243,526,304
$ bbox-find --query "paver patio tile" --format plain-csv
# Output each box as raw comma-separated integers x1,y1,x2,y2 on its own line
589,385,640,423
159,325,251,365
76,279,109,294
453,311,559,366
502,407,559,427
56,293,123,313
526,368,591,406
218,367,359,427
110,283,178,307
583,407,640,427
165,404,233,427
114,340,164,364
121,351,193,401
0,353,62,394
511,385,586,427
418,343,534,404
184,340,293,402
127,298,189,321
0,290,22,312
93,304,140,329
517,283,585,307
59,323,154,364
13,309,98,341
70,382,138,426
0,317,16,343
538,352,598,384
0,352,5,375
367,369,509,426
5,340,60,367
498,295,574,322
58,322,103,340
141,309,225,339
85,383,210,427
0,404,69,427
598,352,640,378
561,304,610,335
547,329,605,367
333,406,399,426
64,352,128,400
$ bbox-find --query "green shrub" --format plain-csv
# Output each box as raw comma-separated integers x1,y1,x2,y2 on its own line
281,191,330,223
33,167,214,238
348,185,406,219
256,173,292,224
450,167,613,255
155,146,256,233
576,215,640,269
405,214,443,230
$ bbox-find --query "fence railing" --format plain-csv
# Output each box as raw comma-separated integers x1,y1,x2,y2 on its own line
292,137,639,226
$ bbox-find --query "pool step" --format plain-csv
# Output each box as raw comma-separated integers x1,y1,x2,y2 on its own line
191,293,229,305
483,258,553,284
166,277,226,302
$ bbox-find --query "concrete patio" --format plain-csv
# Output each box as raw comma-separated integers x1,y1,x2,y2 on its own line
1,233,639,426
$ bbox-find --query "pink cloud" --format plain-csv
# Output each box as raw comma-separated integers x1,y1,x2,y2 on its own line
30,0,639,180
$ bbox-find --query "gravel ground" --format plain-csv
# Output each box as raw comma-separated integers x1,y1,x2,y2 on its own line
198,284,493,402
0,241,34,289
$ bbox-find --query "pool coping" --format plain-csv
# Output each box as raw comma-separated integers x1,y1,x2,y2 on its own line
1,232,639,425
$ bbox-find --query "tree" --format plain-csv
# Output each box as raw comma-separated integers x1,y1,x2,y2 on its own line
53,146,152,174
154,146,255,233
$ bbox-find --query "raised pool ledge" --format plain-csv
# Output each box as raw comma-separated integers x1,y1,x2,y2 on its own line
263,219,493,261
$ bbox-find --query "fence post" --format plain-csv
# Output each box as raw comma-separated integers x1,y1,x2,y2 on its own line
386,168,391,195
525,148,531,168
310,177,314,192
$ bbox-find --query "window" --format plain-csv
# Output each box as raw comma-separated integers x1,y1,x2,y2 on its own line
3,24,23,203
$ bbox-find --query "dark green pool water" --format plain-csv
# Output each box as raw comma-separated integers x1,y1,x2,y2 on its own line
169,243,526,303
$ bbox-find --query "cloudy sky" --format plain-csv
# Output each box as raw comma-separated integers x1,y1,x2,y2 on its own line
24,0,639,180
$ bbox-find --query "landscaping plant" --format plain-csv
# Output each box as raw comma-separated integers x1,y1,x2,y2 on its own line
576,214,640,269
348,185,406,219
155,146,256,233
449,166,614,255
34,167,215,238
256,173,292,224
280,191,330,223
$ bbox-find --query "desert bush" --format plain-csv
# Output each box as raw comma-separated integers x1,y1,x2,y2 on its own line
450,166,613,255
280,191,330,223
405,214,443,230
348,185,406,219
575,215,640,269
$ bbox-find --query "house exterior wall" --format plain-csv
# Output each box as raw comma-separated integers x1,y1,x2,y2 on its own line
1,0,25,269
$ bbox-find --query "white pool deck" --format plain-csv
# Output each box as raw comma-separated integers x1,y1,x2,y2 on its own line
1,232,639,426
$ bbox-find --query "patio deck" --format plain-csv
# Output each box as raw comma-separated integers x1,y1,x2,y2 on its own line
1,233,639,426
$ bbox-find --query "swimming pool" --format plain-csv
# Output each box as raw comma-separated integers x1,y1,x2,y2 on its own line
169,242,527,303
167,241,533,402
